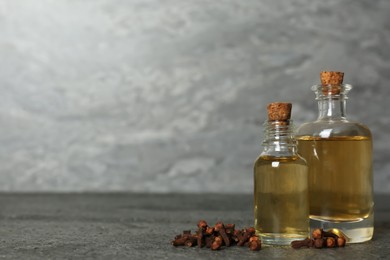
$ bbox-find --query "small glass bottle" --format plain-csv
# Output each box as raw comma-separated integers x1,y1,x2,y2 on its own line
296,71,374,243
254,102,309,245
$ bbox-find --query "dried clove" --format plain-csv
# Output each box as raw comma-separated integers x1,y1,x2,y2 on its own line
205,235,215,248
314,238,326,249
326,237,336,248
197,230,204,248
225,224,235,235
197,220,208,229
205,226,214,236
197,220,207,248
215,222,231,247
172,236,188,247
291,238,312,249
185,236,198,247
337,237,346,247
211,236,223,250
237,227,255,246
248,240,262,251
249,235,260,243
172,231,192,246
312,228,323,239
231,229,243,243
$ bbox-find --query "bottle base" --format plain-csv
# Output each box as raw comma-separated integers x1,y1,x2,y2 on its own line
259,233,308,245
310,213,374,243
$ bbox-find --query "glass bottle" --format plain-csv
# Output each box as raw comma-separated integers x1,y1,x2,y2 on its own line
254,102,309,245
296,71,373,243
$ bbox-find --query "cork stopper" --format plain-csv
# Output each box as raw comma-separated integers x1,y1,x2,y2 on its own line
267,102,292,121
320,71,344,95
320,71,344,85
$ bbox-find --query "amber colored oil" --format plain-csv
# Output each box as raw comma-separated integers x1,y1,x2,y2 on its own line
254,156,309,244
297,136,373,221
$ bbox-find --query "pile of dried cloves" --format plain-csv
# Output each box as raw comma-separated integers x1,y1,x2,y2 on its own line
291,228,347,249
171,220,261,251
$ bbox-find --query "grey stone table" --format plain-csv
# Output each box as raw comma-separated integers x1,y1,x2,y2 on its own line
0,193,389,259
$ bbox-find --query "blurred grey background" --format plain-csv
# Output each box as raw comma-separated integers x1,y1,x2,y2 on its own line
0,0,389,193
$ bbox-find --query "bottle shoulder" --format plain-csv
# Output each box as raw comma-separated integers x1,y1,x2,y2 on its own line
254,154,307,166
296,120,372,138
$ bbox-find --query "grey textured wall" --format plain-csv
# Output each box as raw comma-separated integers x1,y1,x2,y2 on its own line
0,0,389,193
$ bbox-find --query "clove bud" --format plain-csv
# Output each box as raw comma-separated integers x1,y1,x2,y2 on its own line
248,240,262,251
291,238,312,249
314,238,325,249
215,222,231,247
312,228,323,239
197,220,207,248
172,231,195,247
337,237,346,247
211,236,223,250
237,227,255,246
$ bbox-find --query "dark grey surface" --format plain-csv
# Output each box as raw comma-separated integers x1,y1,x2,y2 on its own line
0,193,389,259
1,1,390,193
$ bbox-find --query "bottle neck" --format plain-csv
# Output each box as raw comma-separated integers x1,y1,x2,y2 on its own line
262,120,298,157
317,97,347,120
312,84,352,121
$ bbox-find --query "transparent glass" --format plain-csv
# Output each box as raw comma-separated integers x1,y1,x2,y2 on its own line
296,84,374,243
254,120,309,245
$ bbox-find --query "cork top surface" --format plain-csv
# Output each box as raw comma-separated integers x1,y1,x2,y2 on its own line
320,71,344,85
320,71,344,95
267,102,292,121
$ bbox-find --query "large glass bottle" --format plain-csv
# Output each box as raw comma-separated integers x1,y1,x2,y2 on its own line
254,102,309,245
296,71,373,243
